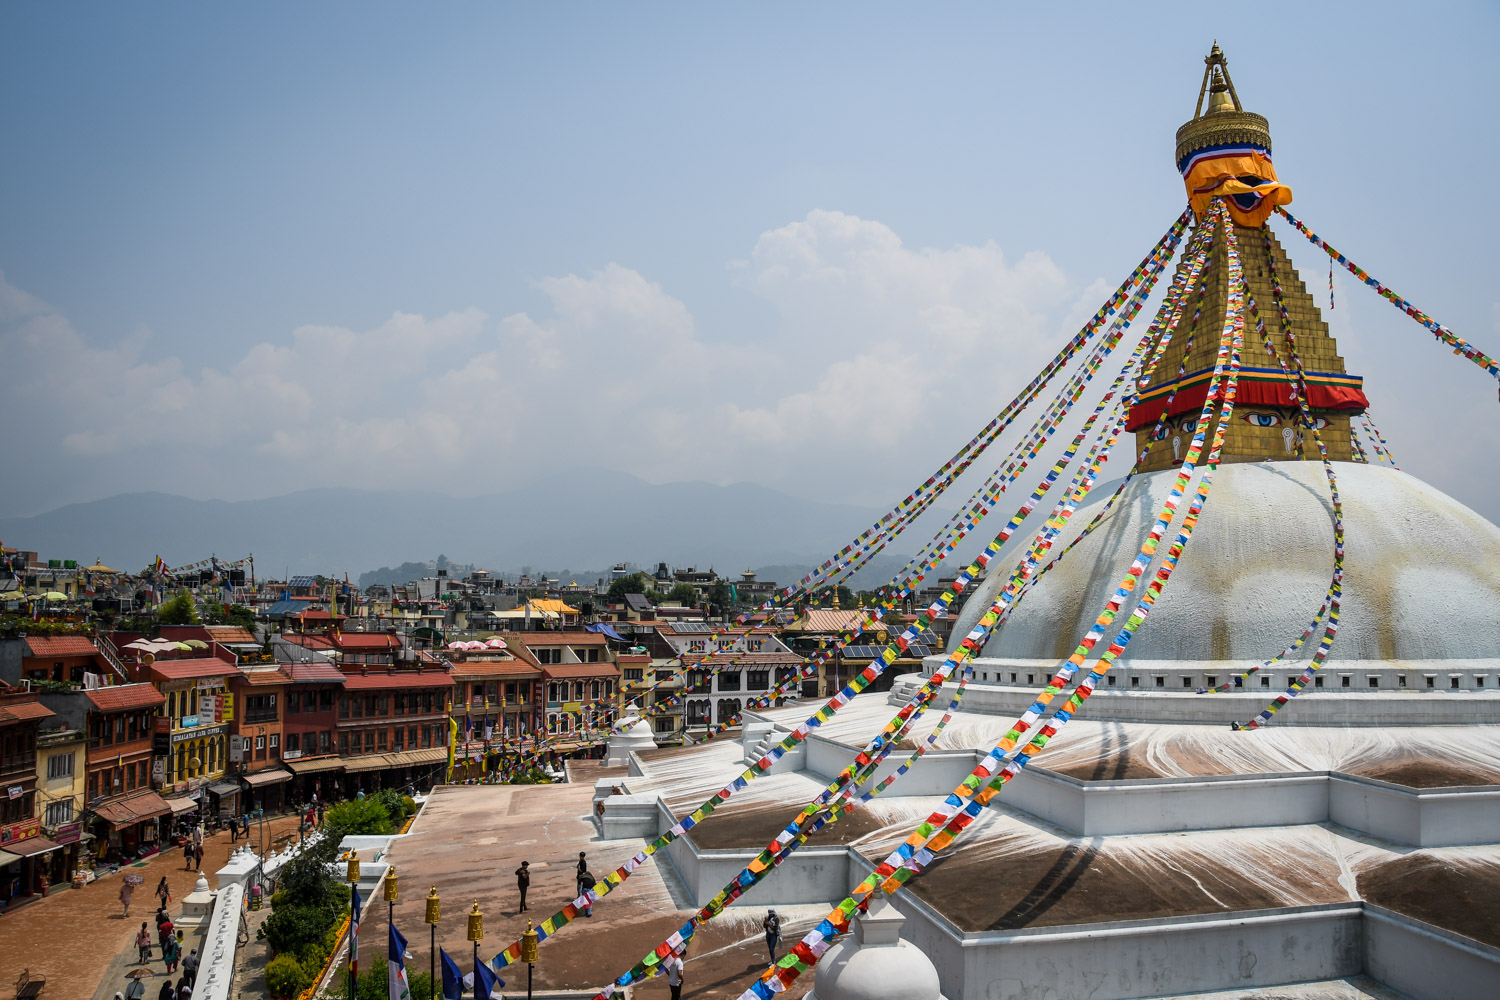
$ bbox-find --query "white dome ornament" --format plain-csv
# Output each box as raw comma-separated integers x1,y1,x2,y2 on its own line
807,896,944,1000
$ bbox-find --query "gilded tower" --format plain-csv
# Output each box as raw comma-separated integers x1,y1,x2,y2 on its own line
1127,45,1368,473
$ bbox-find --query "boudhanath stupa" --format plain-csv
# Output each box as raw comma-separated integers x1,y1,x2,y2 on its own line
368,45,1500,1000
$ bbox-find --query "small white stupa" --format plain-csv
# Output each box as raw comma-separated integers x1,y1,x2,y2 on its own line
606,715,657,766
808,896,945,1000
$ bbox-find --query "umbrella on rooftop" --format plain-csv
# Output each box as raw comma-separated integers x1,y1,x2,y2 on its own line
183,639,209,649
484,637,507,649
122,640,156,652
464,640,486,650
447,641,466,651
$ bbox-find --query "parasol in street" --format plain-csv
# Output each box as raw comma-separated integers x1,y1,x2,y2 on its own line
123,873,145,885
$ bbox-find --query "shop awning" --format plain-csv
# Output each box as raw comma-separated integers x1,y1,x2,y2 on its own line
163,795,199,815
382,747,448,768
241,768,292,787
0,849,20,866
207,782,241,798
341,755,389,773
6,836,63,858
92,791,172,828
285,756,345,775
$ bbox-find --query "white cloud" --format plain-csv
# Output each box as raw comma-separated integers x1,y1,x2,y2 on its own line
0,215,1094,511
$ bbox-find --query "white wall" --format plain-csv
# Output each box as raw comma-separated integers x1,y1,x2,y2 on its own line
1362,904,1500,1000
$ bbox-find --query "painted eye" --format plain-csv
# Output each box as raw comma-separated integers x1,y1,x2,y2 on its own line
1308,416,1329,429
1243,413,1281,427
1179,418,1197,432
1150,423,1171,441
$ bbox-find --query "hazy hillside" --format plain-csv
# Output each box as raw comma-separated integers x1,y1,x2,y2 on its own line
0,476,910,579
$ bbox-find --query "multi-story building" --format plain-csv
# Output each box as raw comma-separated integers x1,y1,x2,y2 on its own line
0,683,57,900
512,632,622,743
15,636,111,685
335,664,453,796
278,660,345,805
447,636,542,779
229,668,291,813
149,654,241,821
81,683,172,865
35,723,85,886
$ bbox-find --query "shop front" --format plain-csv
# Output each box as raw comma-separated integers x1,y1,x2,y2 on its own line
0,819,66,900
206,781,241,823
239,766,292,814
283,755,345,806
90,790,171,865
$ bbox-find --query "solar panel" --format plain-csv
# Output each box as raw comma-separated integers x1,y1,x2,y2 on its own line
669,623,716,634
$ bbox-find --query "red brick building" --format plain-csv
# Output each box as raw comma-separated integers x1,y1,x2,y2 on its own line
229,669,291,813
279,661,345,805
336,665,453,795
82,683,171,863
0,684,57,898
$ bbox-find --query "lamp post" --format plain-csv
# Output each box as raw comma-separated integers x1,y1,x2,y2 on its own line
424,887,440,1000
346,850,360,1000
466,901,483,1000
520,920,538,1000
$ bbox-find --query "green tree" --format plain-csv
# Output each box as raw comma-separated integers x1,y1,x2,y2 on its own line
322,797,395,837
665,582,699,605
157,589,199,625
607,572,653,601
355,963,434,1000
706,581,732,612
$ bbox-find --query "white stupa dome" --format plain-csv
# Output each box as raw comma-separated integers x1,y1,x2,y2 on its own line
808,896,943,1000
606,716,657,766
950,462,1500,673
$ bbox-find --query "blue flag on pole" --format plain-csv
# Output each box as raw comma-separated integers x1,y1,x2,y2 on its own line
388,924,412,1000
474,959,502,1000
350,886,362,974
440,949,465,1000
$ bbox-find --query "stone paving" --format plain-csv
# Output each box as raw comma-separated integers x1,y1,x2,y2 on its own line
371,783,815,1000
0,814,302,1000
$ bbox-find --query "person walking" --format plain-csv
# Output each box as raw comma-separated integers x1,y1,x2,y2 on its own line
135,921,152,964
157,979,176,1000
578,869,596,918
182,841,193,870
155,876,171,910
162,931,180,974
664,950,684,1000
182,949,199,988
227,815,238,843
515,861,530,913
120,880,135,917
192,843,203,872
575,852,588,898
762,909,782,965
177,978,191,1000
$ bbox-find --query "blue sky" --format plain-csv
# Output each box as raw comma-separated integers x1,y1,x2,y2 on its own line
2,3,1497,523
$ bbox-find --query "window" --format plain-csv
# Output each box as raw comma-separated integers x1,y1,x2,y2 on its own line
624,668,643,682
320,731,332,754
394,728,405,751
425,693,435,714
487,682,499,704
377,729,387,752
588,648,601,663
1205,676,1217,688
1130,676,1139,688
255,735,266,750
719,671,741,692
590,680,602,701
363,731,375,753
375,696,389,716
287,691,301,714
1261,676,1270,688
421,727,432,749
44,800,73,826
408,726,418,748
88,772,99,800
339,732,350,755
1154,676,1165,688
1426,675,1435,688
320,690,334,711
287,733,300,753
1398,674,1408,688
1478,677,1487,688
654,716,674,734
126,764,136,791
747,670,770,691
47,752,74,780
1107,675,1116,686
1314,676,1324,688
1451,676,1461,690
1368,677,1380,688
1341,676,1351,688
1182,677,1193,688
340,697,351,719
1026,674,1034,685
1010,673,1017,683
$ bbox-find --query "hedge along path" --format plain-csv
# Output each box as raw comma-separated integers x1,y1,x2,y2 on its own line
592,223,1217,998
733,199,1248,1000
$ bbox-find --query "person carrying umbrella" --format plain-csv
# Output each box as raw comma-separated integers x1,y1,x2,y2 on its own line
124,973,147,1000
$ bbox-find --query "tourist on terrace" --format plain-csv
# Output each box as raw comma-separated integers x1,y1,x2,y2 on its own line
664,950,684,1000
763,909,781,964
515,861,530,913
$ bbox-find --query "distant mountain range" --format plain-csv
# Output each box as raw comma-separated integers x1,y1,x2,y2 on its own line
0,476,938,585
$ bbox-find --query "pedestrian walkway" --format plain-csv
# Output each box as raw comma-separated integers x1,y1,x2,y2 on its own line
0,814,301,1000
